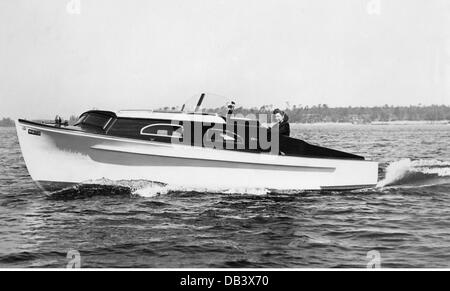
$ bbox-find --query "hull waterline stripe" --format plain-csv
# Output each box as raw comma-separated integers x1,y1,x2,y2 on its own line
320,184,377,190
36,180,376,192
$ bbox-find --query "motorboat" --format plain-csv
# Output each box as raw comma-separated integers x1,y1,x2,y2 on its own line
15,93,378,192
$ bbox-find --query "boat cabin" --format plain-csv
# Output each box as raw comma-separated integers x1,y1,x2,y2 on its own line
73,95,364,161
74,109,266,152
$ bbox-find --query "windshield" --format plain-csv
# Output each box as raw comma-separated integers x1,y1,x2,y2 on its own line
181,93,235,115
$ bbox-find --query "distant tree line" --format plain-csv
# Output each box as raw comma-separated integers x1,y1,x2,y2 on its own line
68,115,79,125
157,104,450,123
227,104,450,123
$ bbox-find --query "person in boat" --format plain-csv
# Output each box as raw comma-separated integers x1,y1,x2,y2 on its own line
272,108,290,137
226,101,236,117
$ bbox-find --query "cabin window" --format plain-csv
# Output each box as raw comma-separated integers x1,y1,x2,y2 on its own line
76,113,112,131
85,114,110,127
140,124,183,138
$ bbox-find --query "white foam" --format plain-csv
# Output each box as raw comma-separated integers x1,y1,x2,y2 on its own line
419,167,450,177
410,159,450,167
132,184,171,197
133,185,270,197
81,178,271,197
377,159,412,187
377,159,450,187
220,187,269,195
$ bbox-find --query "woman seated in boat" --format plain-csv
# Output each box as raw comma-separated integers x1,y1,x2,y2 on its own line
272,108,290,137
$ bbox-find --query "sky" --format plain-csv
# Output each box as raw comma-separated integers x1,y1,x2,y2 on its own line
0,0,449,119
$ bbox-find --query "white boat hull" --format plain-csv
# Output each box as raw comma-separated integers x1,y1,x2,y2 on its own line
16,120,378,191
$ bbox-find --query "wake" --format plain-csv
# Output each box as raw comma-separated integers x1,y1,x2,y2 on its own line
377,159,450,188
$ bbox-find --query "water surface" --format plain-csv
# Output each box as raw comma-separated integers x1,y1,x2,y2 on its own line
0,124,449,268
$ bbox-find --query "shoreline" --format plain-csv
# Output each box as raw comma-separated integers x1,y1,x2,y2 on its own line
290,120,450,126
1,120,449,128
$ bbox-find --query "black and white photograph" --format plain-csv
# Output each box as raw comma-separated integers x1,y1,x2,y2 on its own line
0,0,449,275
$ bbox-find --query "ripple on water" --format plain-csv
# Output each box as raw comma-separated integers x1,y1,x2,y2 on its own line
0,126,450,268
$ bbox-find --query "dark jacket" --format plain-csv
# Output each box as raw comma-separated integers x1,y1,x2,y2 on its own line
271,115,290,137
278,120,290,137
